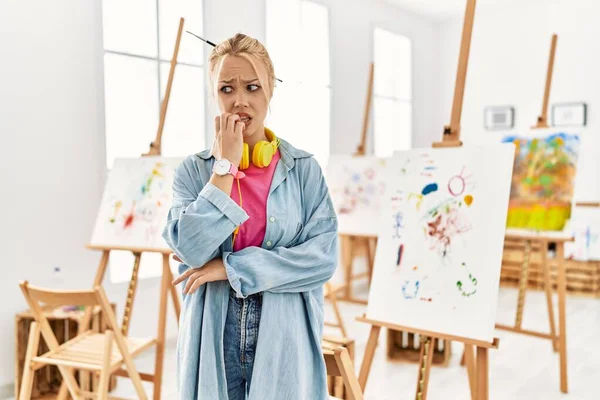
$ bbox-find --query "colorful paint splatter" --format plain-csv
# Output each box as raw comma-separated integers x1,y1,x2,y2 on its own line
502,132,580,230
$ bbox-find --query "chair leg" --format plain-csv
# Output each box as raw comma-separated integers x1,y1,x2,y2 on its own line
19,321,41,400
57,381,69,400
97,330,114,400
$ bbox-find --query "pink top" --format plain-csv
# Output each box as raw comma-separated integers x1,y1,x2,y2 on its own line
231,150,281,251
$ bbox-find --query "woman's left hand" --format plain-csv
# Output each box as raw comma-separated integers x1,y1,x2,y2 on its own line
171,257,228,295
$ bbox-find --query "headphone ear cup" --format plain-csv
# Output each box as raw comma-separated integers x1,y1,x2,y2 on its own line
252,141,274,168
240,143,250,170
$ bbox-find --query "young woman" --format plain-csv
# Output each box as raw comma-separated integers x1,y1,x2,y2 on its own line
163,33,338,399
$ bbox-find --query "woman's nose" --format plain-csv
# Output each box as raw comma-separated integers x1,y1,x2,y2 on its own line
234,90,249,107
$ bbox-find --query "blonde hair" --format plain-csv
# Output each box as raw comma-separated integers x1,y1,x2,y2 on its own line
208,33,276,101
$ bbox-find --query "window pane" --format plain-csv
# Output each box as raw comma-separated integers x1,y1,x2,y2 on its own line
103,54,159,168
374,97,411,158
300,1,330,86
159,63,205,157
374,27,412,100
102,0,158,57
158,0,203,65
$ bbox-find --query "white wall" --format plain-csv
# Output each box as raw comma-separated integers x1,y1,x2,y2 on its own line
437,0,600,200
0,0,106,390
0,0,182,392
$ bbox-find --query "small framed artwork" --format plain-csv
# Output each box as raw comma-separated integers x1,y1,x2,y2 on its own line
484,106,515,130
552,102,587,127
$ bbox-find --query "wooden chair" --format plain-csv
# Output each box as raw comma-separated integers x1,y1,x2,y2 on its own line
323,343,364,400
18,281,156,400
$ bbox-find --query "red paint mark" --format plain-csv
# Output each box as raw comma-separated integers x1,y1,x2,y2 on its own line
412,265,418,271
123,213,134,228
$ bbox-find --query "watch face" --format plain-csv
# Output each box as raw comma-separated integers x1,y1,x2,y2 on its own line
214,159,230,175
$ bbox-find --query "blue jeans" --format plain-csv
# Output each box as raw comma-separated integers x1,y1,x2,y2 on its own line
224,288,263,400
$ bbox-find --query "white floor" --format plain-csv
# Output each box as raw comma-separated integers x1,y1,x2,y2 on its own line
7,285,600,399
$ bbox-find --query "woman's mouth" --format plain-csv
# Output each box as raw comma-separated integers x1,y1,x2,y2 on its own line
236,113,252,128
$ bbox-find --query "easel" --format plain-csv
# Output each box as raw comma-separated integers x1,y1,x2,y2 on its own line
70,18,185,400
358,1,500,399
339,62,378,305
494,34,572,394
497,229,572,393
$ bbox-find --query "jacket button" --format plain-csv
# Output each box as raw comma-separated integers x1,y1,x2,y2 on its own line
269,216,275,222
266,241,272,247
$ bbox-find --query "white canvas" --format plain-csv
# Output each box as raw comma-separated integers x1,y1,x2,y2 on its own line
90,157,183,283
326,155,387,236
564,207,600,261
366,144,515,343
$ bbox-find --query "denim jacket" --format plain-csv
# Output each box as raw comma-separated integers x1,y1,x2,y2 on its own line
162,137,339,399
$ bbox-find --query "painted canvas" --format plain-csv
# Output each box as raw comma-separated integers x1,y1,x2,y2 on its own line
326,155,387,236
502,130,581,230
90,157,183,283
564,207,600,261
366,144,515,342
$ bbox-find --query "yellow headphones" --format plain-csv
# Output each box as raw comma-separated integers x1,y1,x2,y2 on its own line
239,127,280,169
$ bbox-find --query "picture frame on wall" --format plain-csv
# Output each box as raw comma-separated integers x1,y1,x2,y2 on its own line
552,102,587,127
484,106,515,130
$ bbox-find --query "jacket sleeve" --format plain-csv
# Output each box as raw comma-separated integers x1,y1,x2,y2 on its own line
222,158,338,297
162,157,249,268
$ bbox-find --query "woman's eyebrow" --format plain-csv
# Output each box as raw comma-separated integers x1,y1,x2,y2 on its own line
219,78,259,84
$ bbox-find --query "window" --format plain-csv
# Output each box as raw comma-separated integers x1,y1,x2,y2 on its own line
101,1,204,283
102,0,205,169
373,28,412,157
266,0,331,167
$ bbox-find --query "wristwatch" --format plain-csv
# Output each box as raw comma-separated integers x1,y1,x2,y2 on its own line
212,158,246,179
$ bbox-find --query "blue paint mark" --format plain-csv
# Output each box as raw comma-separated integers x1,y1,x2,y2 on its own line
421,183,438,196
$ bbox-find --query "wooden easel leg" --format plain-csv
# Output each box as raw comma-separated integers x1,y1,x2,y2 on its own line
153,254,170,400
414,336,435,400
464,345,477,400
515,240,532,329
325,282,347,337
476,346,488,400
556,243,568,393
358,325,381,391
165,265,181,323
342,235,354,299
540,240,558,352
82,251,111,328
365,237,376,285
121,252,142,336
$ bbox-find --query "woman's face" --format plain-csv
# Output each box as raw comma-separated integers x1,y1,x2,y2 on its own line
216,55,269,141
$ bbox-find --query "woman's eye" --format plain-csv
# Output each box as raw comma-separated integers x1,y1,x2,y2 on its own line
220,86,233,93
247,84,260,92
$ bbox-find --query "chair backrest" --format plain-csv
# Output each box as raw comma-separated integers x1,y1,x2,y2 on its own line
21,282,99,307
323,345,364,400
19,281,122,351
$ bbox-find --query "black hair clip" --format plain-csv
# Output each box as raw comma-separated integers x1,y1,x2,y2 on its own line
186,31,283,83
